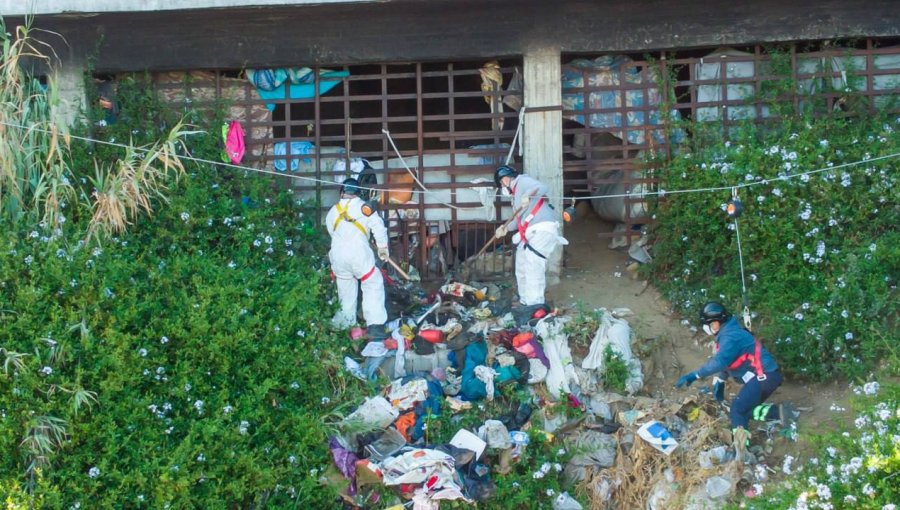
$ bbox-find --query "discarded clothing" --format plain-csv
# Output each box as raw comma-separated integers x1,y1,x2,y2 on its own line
329,436,359,495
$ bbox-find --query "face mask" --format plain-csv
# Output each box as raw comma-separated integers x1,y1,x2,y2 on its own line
702,324,715,336
500,186,511,197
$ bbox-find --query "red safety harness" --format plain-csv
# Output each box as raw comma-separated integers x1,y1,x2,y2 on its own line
515,197,547,259
716,335,767,381
330,265,377,282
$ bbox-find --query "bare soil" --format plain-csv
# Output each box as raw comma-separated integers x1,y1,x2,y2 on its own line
548,207,855,460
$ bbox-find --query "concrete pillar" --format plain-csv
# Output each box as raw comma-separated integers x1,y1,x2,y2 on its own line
522,47,564,285
55,57,86,127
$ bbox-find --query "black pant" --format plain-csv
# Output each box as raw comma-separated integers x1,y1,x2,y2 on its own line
730,370,783,429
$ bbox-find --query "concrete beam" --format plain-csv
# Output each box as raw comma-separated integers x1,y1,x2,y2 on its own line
0,0,379,16
522,47,564,287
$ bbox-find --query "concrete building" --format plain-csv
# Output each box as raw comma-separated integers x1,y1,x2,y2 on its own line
6,0,899,280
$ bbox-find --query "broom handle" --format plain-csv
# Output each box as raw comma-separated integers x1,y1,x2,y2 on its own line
384,256,412,281
471,203,529,260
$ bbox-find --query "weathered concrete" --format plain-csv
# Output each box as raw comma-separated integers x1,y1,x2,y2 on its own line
522,47,564,287
7,0,899,72
54,57,86,127
0,0,377,16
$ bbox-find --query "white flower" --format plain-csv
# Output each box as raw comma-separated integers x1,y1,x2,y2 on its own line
862,484,875,496
554,463,562,472
264,236,273,244
40,366,53,376
826,446,837,457
160,336,169,344
253,239,261,247
845,332,853,340
88,466,100,478
750,274,757,281
320,397,330,405
794,313,804,321
532,471,544,479
139,348,148,357
180,212,190,222
782,455,795,475
800,173,810,183
223,405,233,414
869,243,877,252
227,261,237,269
557,448,566,455
193,400,204,413
840,173,851,187
196,453,205,462
844,495,857,504
816,241,826,257
288,455,297,464
787,243,795,250
862,381,879,395
802,302,810,310
546,489,555,497
239,421,250,435
24,255,33,265
757,195,765,203
772,188,782,196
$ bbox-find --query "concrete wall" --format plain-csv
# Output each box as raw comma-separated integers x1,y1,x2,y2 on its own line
0,0,377,16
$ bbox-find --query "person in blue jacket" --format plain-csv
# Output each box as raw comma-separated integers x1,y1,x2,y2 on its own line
676,302,797,439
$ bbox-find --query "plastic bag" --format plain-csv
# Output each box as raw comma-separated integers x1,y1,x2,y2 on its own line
581,310,644,394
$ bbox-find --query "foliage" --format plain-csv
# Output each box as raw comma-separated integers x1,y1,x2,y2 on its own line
563,303,603,349
728,382,900,510
601,345,629,393
648,109,900,380
0,19,74,228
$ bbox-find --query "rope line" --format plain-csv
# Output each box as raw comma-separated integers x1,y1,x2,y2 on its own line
1,120,897,204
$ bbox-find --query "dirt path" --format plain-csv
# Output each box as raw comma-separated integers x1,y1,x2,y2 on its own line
548,207,854,449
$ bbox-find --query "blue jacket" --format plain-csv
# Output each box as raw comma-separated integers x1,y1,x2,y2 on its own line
696,317,779,381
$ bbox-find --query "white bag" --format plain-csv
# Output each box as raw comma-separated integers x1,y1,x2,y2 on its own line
582,310,644,394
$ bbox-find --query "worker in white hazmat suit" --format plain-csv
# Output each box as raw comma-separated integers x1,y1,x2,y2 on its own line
325,178,389,330
493,165,568,306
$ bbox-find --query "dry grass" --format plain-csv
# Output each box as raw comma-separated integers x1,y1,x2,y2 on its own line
578,399,733,509
85,121,191,242
0,20,74,227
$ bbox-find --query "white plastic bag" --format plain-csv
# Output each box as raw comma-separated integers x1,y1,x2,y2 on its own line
581,310,644,394
345,396,398,429
536,317,579,400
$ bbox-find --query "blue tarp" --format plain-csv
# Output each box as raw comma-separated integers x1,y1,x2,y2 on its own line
255,70,350,111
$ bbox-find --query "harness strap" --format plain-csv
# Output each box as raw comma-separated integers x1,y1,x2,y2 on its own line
515,197,546,245
722,335,766,381
333,202,369,238
523,242,547,259
359,266,377,282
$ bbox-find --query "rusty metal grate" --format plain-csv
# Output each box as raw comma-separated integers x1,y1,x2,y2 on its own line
149,60,525,280
563,39,900,242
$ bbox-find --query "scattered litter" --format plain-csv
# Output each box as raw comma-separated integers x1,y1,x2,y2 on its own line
637,421,679,455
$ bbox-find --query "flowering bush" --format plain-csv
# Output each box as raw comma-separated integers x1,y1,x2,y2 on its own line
0,73,375,507
650,113,899,379
729,382,899,510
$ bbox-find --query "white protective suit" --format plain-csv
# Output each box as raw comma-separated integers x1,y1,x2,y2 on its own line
509,175,568,306
325,196,389,328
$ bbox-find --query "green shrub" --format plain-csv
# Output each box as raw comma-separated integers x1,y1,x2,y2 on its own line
602,345,629,393
649,113,900,379
728,382,899,510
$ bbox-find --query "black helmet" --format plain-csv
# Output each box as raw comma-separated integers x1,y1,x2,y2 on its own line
699,302,731,325
340,178,361,196
494,165,519,188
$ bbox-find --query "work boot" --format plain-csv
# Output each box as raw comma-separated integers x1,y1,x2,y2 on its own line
777,402,800,427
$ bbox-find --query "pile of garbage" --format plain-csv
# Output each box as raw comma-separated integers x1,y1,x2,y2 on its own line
327,282,775,509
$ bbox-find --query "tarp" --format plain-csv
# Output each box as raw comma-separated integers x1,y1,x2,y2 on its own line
562,55,683,145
